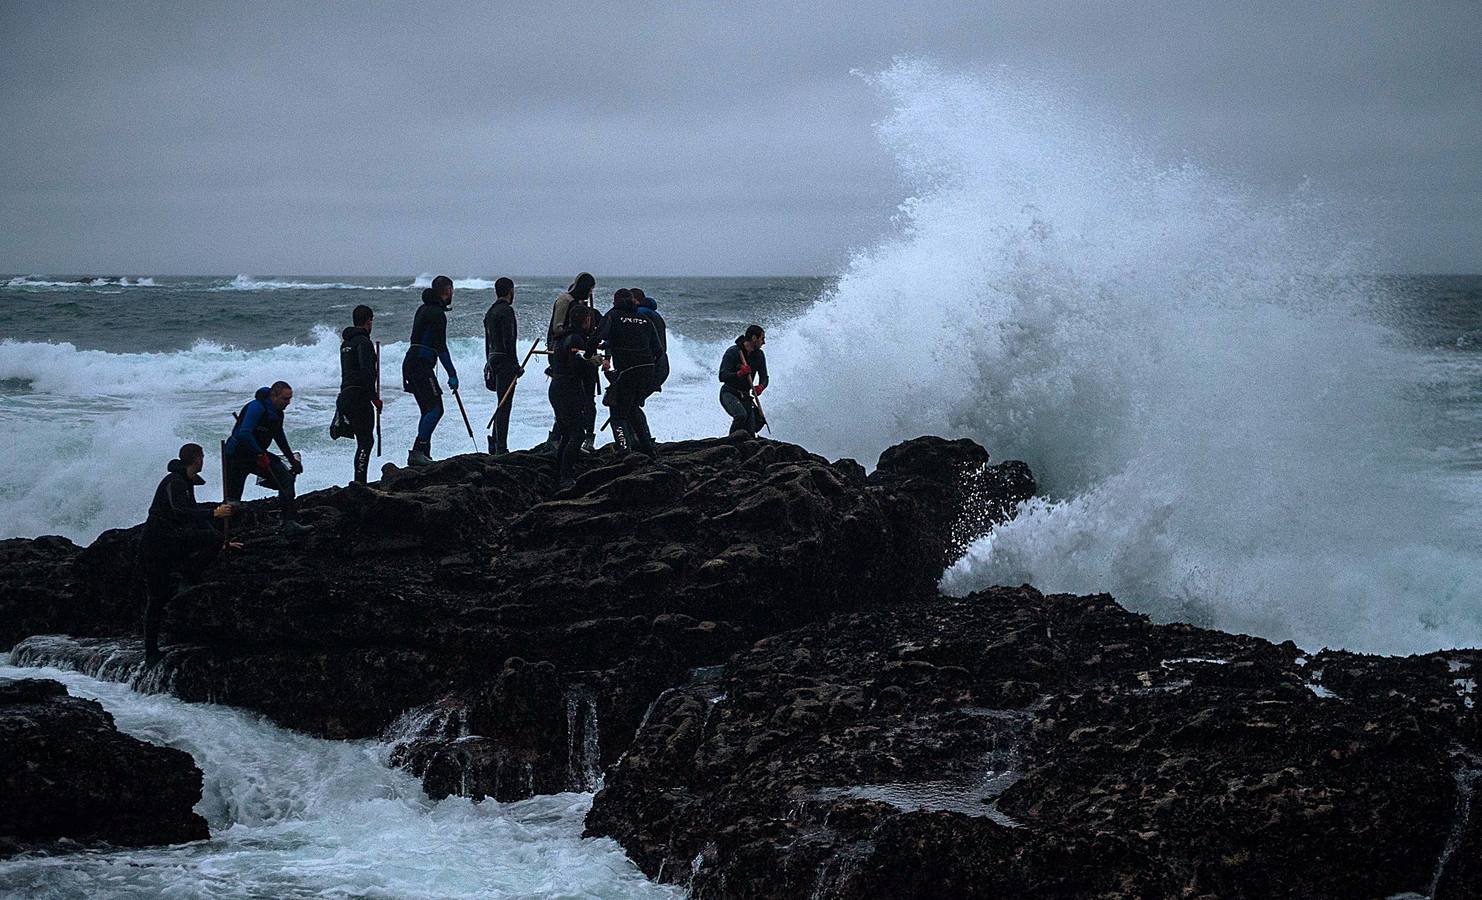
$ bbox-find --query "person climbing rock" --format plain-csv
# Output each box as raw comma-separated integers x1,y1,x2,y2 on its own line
140,443,238,664
225,381,312,534
334,304,381,483
482,277,520,455
402,276,458,465
718,324,768,437
549,304,600,488
596,288,662,456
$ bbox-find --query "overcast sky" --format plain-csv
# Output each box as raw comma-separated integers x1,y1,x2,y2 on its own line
1,1,1478,275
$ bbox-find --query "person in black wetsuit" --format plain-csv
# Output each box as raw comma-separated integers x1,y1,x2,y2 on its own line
483,277,520,454
549,304,599,487
718,324,768,437
225,380,312,534
336,304,381,483
544,272,597,453
402,276,459,466
633,288,669,394
596,288,663,456
141,443,237,664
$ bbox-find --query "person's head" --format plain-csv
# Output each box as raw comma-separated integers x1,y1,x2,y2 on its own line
352,304,374,333
741,324,766,351
495,277,514,303
570,304,596,333
630,287,646,305
569,272,596,302
270,380,293,410
613,288,634,311
178,442,205,477
431,275,454,306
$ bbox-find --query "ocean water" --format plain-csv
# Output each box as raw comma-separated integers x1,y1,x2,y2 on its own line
3,63,1481,658
0,659,678,899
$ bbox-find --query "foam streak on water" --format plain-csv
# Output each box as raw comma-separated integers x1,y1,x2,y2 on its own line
0,662,676,899
772,61,1482,654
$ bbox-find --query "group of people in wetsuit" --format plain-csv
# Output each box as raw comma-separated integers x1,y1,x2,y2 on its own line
136,272,771,662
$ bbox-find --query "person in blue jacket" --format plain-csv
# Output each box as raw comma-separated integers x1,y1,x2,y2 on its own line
632,288,669,393
224,380,312,535
402,276,459,466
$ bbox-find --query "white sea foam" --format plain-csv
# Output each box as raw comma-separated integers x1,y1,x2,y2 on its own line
217,274,408,291
774,61,1482,654
0,327,725,544
0,662,676,899
6,275,158,288
411,273,502,291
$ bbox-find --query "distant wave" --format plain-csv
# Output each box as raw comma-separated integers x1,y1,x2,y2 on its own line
411,273,500,291
6,276,157,288
214,275,410,292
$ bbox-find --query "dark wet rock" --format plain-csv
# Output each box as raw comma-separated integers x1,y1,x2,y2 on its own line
586,588,1482,899
0,677,208,854
2,436,1032,802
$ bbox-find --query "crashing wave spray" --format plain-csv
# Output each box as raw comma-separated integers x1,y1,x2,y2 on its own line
774,60,1482,653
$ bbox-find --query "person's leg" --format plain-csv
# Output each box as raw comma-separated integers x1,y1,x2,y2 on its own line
265,457,298,521
411,375,441,462
492,370,516,454
225,456,251,502
351,400,374,483
552,385,581,483
141,550,172,660
720,391,753,437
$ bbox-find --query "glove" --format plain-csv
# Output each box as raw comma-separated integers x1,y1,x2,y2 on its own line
255,452,272,475
737,363,752,377
448,374,459,391
753,383,767,396
372,396,383,413
290,456,304,476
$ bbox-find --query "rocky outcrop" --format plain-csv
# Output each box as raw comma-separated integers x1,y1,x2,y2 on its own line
0,677,208,853
3,436,1034,802
586,588,1482,900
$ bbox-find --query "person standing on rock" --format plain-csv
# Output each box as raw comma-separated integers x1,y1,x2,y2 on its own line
225,381,313,535
719,324,768,437
483,277,520,455
141,443,238,664
549,305,600,487
544,272,598,453
402,276,459,466
334,304,381,483
596,288,662,457
633,287,669,396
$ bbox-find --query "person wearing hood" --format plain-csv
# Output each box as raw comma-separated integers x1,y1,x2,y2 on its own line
402,276,459,466
482,277,520,455
224,380,311,534
596,288,662,456
334,304,381,483
141,443,237,664
632,288,669,393
545,272,599,453
719,324,768,437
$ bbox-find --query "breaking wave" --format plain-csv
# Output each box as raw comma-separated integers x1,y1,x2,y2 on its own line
775,61,1482,654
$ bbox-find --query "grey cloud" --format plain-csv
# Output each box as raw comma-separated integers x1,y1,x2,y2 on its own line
1,0,1478,274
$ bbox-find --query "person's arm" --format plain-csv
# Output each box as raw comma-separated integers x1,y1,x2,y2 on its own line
166,477,214,528
719,345,742,386
754,349,769,389
356,337,377,392
273,420,295,460
433,309,457,379
500,307,517,363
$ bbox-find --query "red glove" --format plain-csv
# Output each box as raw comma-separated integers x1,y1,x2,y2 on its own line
753,383,766,396
737,363,752,377
372,397,383,413
255,452,272,475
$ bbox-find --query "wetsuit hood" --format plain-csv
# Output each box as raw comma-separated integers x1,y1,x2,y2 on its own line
166,457,206,486
422,287,451,310
254,386,273,403
637,297,657,312
342,325,369,341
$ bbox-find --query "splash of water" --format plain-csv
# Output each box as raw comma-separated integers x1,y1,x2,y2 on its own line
774,60,1482,653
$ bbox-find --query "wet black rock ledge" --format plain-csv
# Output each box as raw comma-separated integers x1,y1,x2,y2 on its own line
585,588,1482,900
1,435,1034,804
0,677,208,854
